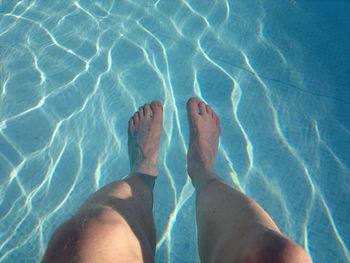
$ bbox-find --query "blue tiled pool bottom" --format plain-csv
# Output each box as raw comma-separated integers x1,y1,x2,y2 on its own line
0,0,349,262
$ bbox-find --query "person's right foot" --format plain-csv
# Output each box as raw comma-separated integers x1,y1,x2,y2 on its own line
186,98,221,188
128,101,163,177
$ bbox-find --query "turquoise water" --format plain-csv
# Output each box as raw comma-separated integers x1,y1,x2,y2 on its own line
0,0,349,262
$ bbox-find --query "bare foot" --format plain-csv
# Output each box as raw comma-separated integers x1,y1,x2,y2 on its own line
128,101,163,177
187,98,221,189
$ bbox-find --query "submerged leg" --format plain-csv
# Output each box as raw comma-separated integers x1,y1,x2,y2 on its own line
42,101,163,263
186,98,312,263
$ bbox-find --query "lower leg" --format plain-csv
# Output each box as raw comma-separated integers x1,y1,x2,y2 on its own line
42,101,163,263
186,98,312,263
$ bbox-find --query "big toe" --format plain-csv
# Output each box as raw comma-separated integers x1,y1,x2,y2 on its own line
151,101,163,122
187,97,200,116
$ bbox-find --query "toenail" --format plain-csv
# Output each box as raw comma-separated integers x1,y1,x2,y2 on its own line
151,101,162,107
188,97,198,104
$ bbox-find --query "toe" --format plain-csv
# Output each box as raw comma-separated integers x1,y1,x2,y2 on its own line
205,105,215,118
199,102,207,115
133,111,140,123
144,104,152,118
151,101,162,108
205,105,210,113
151,101,163,122
187,97,199,115
138,106,145,118
128,118,135,133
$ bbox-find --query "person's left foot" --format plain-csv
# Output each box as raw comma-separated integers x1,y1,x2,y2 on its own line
128,101,163,177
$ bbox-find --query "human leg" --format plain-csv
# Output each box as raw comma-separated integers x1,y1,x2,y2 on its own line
42,101,163,263
186,98,312,263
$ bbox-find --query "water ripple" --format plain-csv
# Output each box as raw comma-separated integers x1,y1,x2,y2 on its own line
0,0,349,262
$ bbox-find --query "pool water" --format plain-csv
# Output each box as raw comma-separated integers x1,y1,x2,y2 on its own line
0,0,349,262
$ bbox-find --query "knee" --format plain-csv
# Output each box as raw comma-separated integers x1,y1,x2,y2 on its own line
42,208,133,262
71,207,133,244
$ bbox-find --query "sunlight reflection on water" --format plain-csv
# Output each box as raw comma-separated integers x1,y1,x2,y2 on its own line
0,0,349,262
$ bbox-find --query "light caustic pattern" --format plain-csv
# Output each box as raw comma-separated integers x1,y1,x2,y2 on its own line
0,0,349,262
